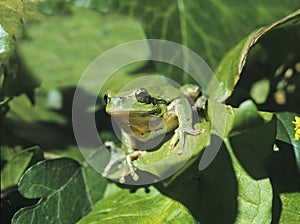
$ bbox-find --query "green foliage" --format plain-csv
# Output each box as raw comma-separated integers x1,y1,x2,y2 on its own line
1,0,299,223
77,186,196,224
11,158,108,224
279,193,300,223
1,146,43,191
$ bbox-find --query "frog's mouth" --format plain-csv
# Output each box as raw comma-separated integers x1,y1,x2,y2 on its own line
108,102,166,117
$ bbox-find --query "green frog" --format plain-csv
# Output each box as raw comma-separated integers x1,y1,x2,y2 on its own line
103,84,206,183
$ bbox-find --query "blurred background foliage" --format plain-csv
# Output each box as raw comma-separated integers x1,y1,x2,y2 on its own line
0,0,300,223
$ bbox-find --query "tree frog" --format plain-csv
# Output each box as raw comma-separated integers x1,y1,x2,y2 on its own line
103,84,206,183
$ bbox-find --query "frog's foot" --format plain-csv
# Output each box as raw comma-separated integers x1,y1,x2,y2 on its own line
103,142,146,183
119,150,146,183
169,127,205,154
193,95,208,111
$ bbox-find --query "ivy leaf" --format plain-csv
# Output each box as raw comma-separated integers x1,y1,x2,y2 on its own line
1,146,43,193
77,186,196,224
276,112,300,171
12,158,108,224
279,193,300,223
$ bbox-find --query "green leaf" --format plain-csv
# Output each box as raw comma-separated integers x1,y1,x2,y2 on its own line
135,122,210,178
157,139,273,223
215,9,300,99
279,193,300,223
18,7,146,91
1,146,43,191
12,158,108,224
0,0,42,39
224,139,273,223
2,93,70,148
1,53,41,98
250,79,270,104
172,144,238,223
106,0,299,82
77,186,196,224
206,100,236,138
229,100,276,178
230,100,272,136
276,112,300,171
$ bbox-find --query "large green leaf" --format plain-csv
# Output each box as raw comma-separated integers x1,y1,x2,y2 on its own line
158,142,273,223
102,0,299,82
1,146,42,192
136,122,210,177
12,158,108,224
77,186,196,224
224,100,275,222
224,139,273,223
18,7,146,91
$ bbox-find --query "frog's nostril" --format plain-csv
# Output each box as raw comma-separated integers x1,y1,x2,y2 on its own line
104,93,109,104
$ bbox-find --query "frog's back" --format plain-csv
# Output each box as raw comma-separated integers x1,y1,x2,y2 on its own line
147,84,183,103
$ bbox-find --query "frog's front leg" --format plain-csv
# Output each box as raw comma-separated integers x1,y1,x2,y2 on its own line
168,97,205,154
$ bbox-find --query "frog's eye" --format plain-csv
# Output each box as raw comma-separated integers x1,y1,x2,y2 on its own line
135,88,151,104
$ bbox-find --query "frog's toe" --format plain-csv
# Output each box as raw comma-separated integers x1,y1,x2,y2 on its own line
170,127,206,154
177,148,184,155
126,154,139,181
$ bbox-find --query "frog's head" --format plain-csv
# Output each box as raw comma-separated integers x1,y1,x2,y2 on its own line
104,88,167,117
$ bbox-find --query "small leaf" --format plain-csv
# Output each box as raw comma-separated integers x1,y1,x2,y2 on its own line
276,112,300,171
12,158,108,224
77,186,196,224
206,100,236,138
1,146,42,192
250,79,270,104
230,100,267,136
